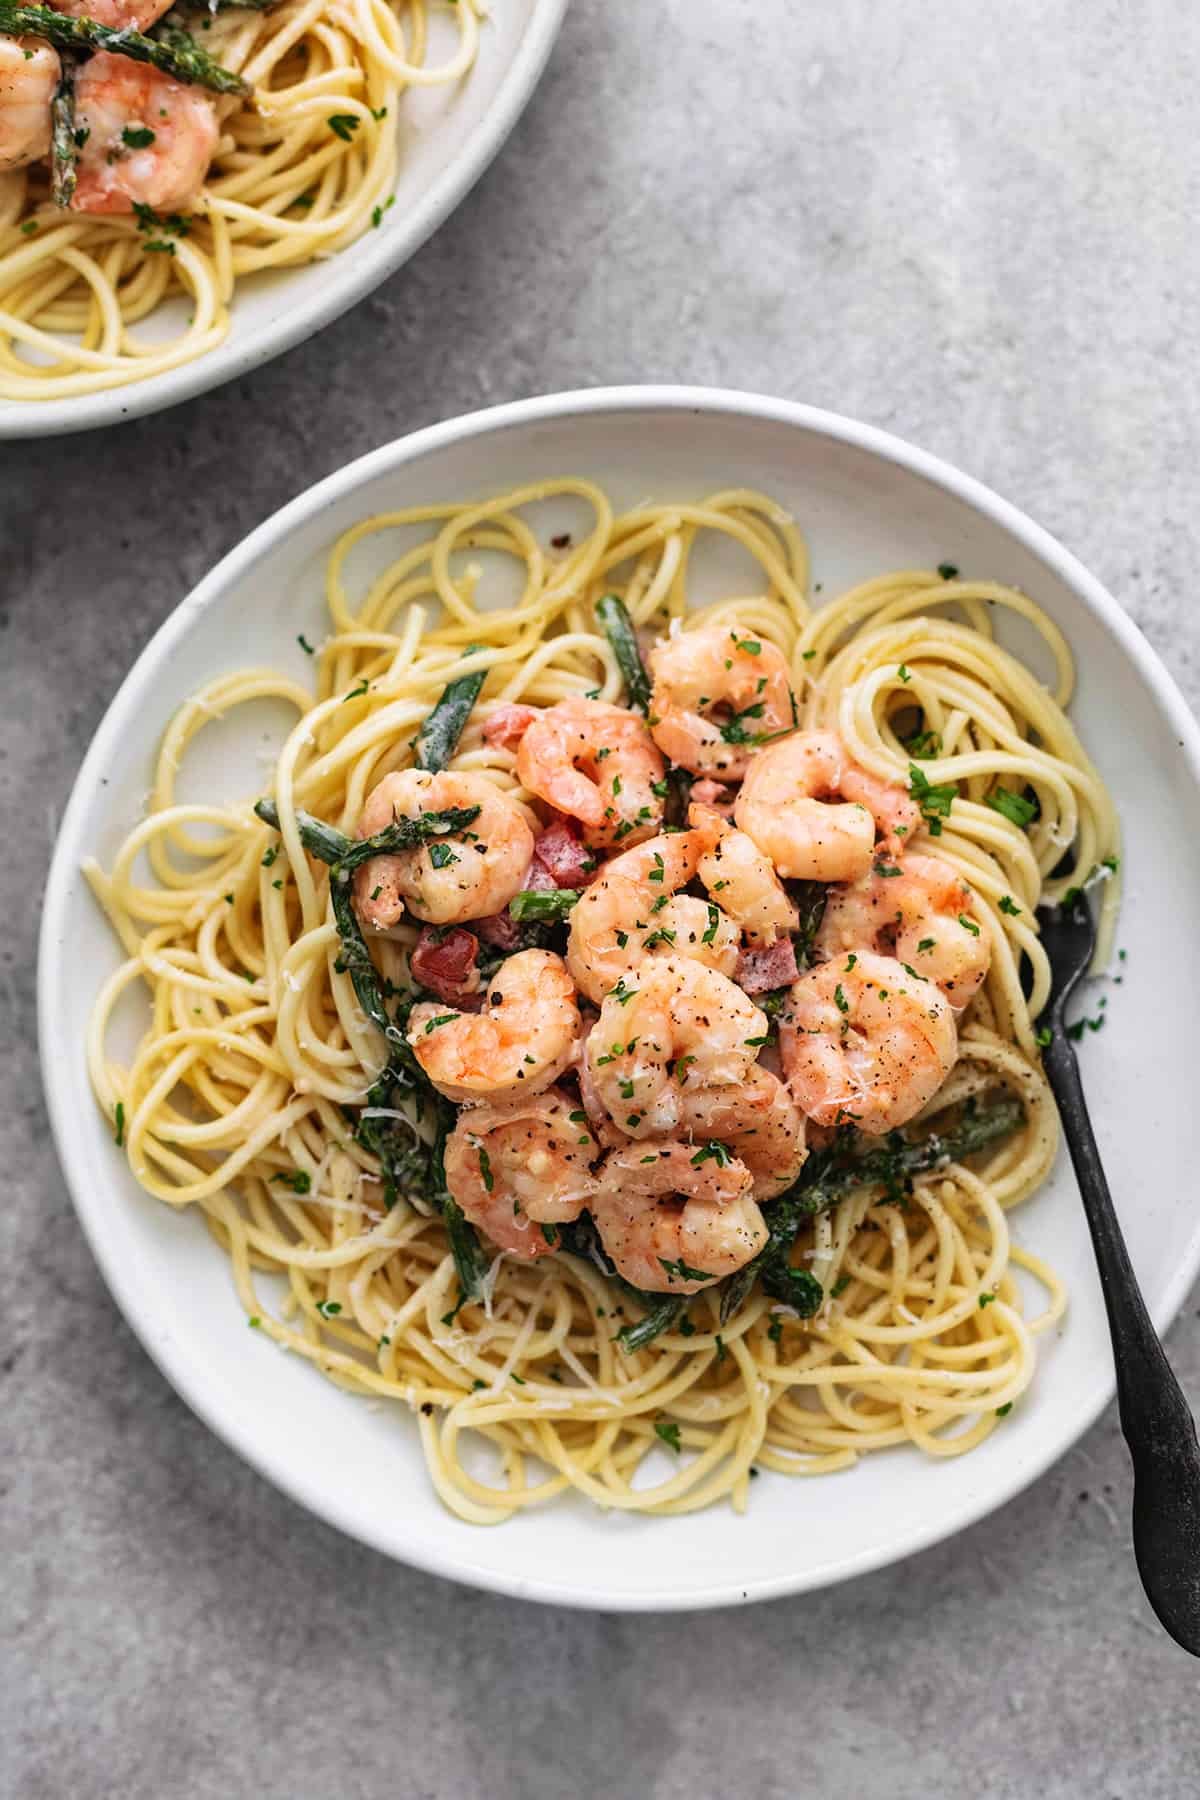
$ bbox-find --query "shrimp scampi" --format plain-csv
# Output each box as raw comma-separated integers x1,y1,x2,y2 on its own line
0,36,59,172
585,955,766,1139
648,624,798,780
566,829,738,1005
780,949,957,1134
72,53,218,216
592,1142,768,1294
816,852,991,1009
353,769,534,930
675,1066,807,1199
516,697,666,849
408,949,580,1105
443,1090,600,1260
690,802,798,946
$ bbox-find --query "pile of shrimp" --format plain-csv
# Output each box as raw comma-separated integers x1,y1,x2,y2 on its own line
342,628,1002,1305
91,483,1120,1520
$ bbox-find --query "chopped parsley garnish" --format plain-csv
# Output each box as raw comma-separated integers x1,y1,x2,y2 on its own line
658,1256,713,1283
541,1223,560,1247
908,762,956,836
477,1146,494,1191
873,861,902,878
271,1170,312,1194
316,1300,342,1317
905,728,942,759
423,1012,458,1033
830,1274,851,1298
297,633,315,654
995,1402,1013,1417
328,114,360,141
428,842,460,869
978,1291,996,1308
122,125,156,149
261,844,279,867
691,1141,731,1168
834,983,849,1014
701,903,721,946
1036,1026,1052,1047
655,1421,682,1453
998,894,1021,916
958,913,980,937
987,787,1037,827
938,562,959,581
113,1101,125,1147
844,953,857,972
917,937,935,953
897,663,912,683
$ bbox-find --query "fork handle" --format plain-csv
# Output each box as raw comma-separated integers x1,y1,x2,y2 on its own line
1043,1029,1200,1654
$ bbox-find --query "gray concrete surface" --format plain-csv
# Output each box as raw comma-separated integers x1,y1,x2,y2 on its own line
5,1,1200,1794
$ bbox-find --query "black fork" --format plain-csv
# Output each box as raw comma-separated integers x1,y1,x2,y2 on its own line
1038,890,1200,1654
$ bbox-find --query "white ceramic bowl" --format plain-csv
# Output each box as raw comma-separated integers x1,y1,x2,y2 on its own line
39,388,1200,1609
0,0,567,440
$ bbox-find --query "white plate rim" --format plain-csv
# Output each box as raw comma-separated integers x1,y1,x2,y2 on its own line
1,0,569,441
38,384,1200,1609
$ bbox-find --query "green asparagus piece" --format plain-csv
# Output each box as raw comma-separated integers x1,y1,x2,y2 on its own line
792,881,827,969
555,1217,686,1352
508,889,581,922
663,766,693,829
255,796,488,1298
719,1097,1027,1325
596,593,652,713
50,53,77,209
0,4,250,95
254,796,480,877
414,665,486,772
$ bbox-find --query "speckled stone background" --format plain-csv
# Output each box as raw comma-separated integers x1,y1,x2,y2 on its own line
5,2,1200,1794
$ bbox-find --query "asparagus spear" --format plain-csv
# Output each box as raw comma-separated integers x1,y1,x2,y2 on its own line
254,796,480,877
596,593,652,714
719,1097,1027,1325
0,4,250,95
508,889,580,922
50,53,77,209
792,881,827,968
414,665,486,773
255,795,488,1298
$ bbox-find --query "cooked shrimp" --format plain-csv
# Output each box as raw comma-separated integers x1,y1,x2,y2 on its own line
72,53,217,216
648,624,797,780
566,829,736,1004
55,0,174,28
408,949,580,1105
690,802,797,946
516,697,665,849
353,769,534,930
676,1066,807,1198
815,853,991,1009
443,1089,599,1258
592,1142,767,1294
585,955,765,1139
734,730,875,882
0,37,58,172
780,949,957,1135
839,762,920,855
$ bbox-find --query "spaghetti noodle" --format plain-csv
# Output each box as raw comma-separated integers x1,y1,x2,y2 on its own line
84,480,1120,1522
